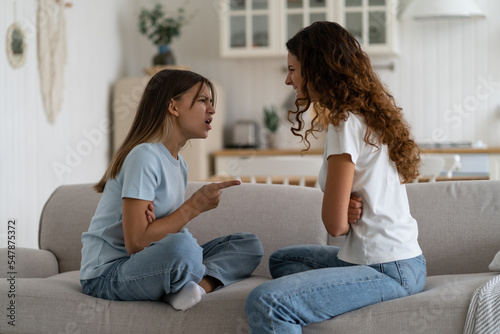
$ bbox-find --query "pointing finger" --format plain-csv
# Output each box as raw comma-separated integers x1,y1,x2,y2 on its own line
213,180,241,190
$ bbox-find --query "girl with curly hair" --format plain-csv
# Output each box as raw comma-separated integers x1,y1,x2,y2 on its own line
245,22,426,333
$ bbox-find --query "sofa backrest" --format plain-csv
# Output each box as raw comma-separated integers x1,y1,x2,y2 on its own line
39,182,329,276
329,180,500,276
184,182,328,277
39,181,500,277
39,183,102,273
406,180,499,276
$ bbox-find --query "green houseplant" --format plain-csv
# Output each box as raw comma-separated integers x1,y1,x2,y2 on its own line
263,105,280,133
138,3,192,66
263,105,281,148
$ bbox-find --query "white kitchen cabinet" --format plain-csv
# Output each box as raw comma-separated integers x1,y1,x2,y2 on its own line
219,0,278,57
339,0,398,55
219,0,398,57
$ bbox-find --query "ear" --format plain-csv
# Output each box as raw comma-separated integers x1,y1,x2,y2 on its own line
168,99,179,116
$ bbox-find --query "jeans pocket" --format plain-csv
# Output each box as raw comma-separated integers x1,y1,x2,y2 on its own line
397,256,427,295
414,254,427,265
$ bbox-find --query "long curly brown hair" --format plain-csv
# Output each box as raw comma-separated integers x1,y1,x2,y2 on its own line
286,21,420,183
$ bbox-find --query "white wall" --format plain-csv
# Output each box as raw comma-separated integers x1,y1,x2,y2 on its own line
0,0,136,248
2,0,499,249
394,0,500,146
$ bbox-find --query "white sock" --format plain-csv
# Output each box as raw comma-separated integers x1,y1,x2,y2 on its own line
164,281,206,311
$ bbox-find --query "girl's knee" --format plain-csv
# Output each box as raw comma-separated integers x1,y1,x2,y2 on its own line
246,281,276,313
239,232,264,255
155,230,203,263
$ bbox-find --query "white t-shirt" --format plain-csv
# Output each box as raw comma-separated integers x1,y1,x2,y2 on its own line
318,113,422,265
80,142,188,280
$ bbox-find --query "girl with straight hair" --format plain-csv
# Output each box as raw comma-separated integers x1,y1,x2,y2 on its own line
81,69,263,311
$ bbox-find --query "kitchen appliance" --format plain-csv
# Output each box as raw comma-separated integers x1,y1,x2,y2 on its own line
230,120,260,148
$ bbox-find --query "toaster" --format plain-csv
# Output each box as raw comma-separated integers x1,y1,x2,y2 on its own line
230,120,260,148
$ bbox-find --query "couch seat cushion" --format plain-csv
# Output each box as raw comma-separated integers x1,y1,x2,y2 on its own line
1,271,496,334
305,272,498,334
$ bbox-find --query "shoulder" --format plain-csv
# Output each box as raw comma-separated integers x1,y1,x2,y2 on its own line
329,112,366,134
123,143,162,170
127,143,160,160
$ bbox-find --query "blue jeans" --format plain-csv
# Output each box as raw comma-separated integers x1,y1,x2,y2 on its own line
245,245,426,333
81,229,263,301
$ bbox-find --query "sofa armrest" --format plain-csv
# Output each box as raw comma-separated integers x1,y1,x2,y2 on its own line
0,247,59,278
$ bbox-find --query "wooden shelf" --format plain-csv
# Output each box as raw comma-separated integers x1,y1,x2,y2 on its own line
215,147,500,157
420,147,500,154
214,149,322,157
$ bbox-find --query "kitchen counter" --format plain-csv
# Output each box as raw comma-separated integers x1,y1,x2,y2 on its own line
214,147,500,156
213,147,500,181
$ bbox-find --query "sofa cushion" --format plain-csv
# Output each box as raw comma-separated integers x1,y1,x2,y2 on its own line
0,248,58,278
405,181,500,276
0,271,268,334
0,271,495,334
304,272,498,334
489,251,500,271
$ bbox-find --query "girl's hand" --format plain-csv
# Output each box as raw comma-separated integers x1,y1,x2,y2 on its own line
186,180,241,215
348,195,362,224
146,201,155,223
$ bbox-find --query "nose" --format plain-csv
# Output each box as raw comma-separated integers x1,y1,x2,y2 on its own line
285,73,292,86
208,104,215,114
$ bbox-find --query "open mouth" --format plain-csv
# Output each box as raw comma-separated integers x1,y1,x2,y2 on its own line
205,118,213,130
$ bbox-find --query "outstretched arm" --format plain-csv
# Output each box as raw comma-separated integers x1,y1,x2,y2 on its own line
123,180,241,255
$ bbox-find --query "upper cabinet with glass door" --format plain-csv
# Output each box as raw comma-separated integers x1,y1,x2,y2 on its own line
219,0,398,57
220,0,278,57
281,0,335,53
339,0,398,55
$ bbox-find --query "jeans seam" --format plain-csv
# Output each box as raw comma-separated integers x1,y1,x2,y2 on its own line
395,261,411,296
268,275,390,326
278,255,330,269
113,267,203,285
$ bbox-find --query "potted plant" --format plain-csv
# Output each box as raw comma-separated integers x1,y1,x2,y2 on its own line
138,3,192,66
263,105,281,149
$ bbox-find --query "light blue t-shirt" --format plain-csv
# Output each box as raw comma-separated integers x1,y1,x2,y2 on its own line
80,142,188,280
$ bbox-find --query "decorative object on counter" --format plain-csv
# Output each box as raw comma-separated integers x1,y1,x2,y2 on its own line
138,3,194,66
230,120,259,149
37,0,72,124
263,105,280,149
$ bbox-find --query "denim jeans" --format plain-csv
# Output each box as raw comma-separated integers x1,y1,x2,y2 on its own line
81,228,263,301
245,245,426,334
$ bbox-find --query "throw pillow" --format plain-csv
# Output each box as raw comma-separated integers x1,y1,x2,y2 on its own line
489,251,500,271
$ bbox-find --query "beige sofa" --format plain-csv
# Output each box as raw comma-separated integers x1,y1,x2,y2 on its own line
1,180,499,333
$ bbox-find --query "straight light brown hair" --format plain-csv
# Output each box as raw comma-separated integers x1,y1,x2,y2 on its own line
94,69,215,192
